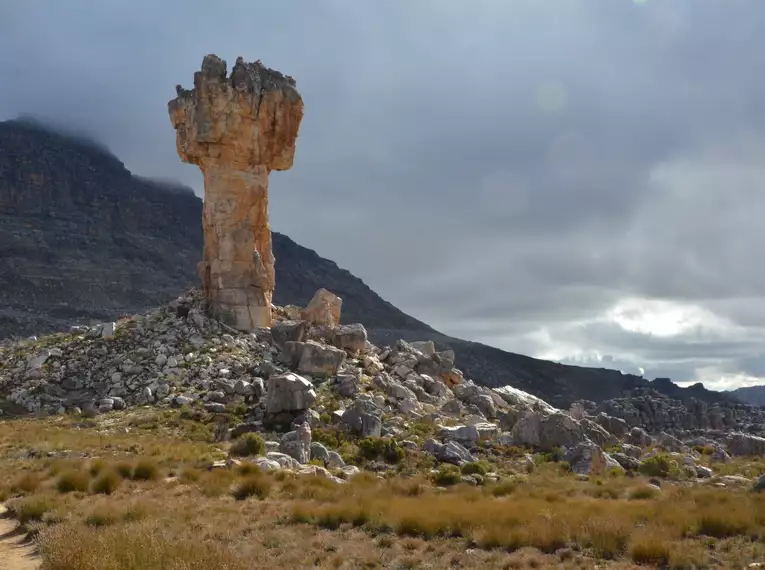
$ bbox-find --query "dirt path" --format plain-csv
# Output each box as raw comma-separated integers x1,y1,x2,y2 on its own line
0,507,40,570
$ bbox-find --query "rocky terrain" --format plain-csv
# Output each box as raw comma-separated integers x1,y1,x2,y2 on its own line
2,118,756,413
3,287,765,481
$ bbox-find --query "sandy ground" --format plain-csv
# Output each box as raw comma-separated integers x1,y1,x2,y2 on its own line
0,507,40,570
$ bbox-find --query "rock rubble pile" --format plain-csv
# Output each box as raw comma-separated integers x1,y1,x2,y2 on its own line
2,288,763,484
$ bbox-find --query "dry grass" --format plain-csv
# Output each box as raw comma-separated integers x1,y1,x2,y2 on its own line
2,409,765,569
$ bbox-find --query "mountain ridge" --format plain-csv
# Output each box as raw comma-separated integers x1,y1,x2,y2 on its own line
0,117,742,408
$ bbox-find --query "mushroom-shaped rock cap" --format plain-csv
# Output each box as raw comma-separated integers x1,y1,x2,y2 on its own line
168,54,303,171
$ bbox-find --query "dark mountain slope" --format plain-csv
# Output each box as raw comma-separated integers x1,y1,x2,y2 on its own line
730,385,765,407
0,118,739,408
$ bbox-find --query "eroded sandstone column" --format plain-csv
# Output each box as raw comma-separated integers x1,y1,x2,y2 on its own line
168,54,303,330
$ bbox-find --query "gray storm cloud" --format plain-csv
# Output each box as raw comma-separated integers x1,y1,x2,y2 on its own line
2,0,765,390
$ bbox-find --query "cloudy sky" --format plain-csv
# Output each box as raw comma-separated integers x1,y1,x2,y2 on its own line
2,0,765,391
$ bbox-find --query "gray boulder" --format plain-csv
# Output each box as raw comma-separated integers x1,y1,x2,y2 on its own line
423,438,475,466
727,433,765,457
339,399,382,438
282,341,346,376
279,423,312,464
310,442,330,462
581,418,617,447
510,410,586,450
332,324,368,354
626,427,652,447
564,442,624,475
271,320,308,349
595,412,628,437
333,374,359,398
610,452,641,471
265,373,316,414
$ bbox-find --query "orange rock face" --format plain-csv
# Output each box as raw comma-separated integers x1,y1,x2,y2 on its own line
168,55,304,330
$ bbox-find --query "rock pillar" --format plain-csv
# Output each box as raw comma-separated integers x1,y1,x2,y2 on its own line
168,54,303,330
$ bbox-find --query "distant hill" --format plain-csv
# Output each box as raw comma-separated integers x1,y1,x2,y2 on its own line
730,385,765,407
0,117,740,408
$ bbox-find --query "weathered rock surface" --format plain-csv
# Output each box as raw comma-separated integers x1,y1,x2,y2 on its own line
302,288,342,328
265,373,316,415
510,410,586,451
168,54,304,331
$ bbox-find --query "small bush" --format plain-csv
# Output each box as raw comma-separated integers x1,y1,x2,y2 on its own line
198,469,235,498
56,469,90,493
132,458,160,481
179,467,202,484
629,531,671,566
234,462,262,477
11,472,43,495
85,505,120,527
10,495,57,524
229,433,266,457
461,461,493,476
638,454,672,478
490,478,518,497
114,461,134,479
88,459,106,477
231,474,273,500
432,465,461,486
357,437,405,464
91,470,121,495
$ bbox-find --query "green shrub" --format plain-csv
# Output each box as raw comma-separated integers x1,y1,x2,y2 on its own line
461,461,493,476
88,459,106,477
432,465,461,486
229,433,266,457
638,454,673,478
231,474,273,500
10,495,57,524
132,458,160,481
91,470,121,495
357,437,405,464
56,469,90,493
490,478,518,497
85,506,120,527
114,461,134,479
628,484,661,500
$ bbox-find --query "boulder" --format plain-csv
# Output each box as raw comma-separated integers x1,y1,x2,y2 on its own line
333,374,360,398
302,288,342,327
595,412,628,437
338,399,382,438
409,341,436,356
332,324,368,354
423,439,475,466
564,442,624,475
265,373,316,414
282,341,346,376
271,320,308,348
581,418,617,447
727,433,765,456
510,410,586,451
279,423,312,464
626,426,652,447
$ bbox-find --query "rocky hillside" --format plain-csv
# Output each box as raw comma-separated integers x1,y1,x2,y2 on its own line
0,117,747,409
3,288,765,482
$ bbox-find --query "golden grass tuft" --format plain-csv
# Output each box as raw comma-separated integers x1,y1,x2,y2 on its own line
56,469,90,493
